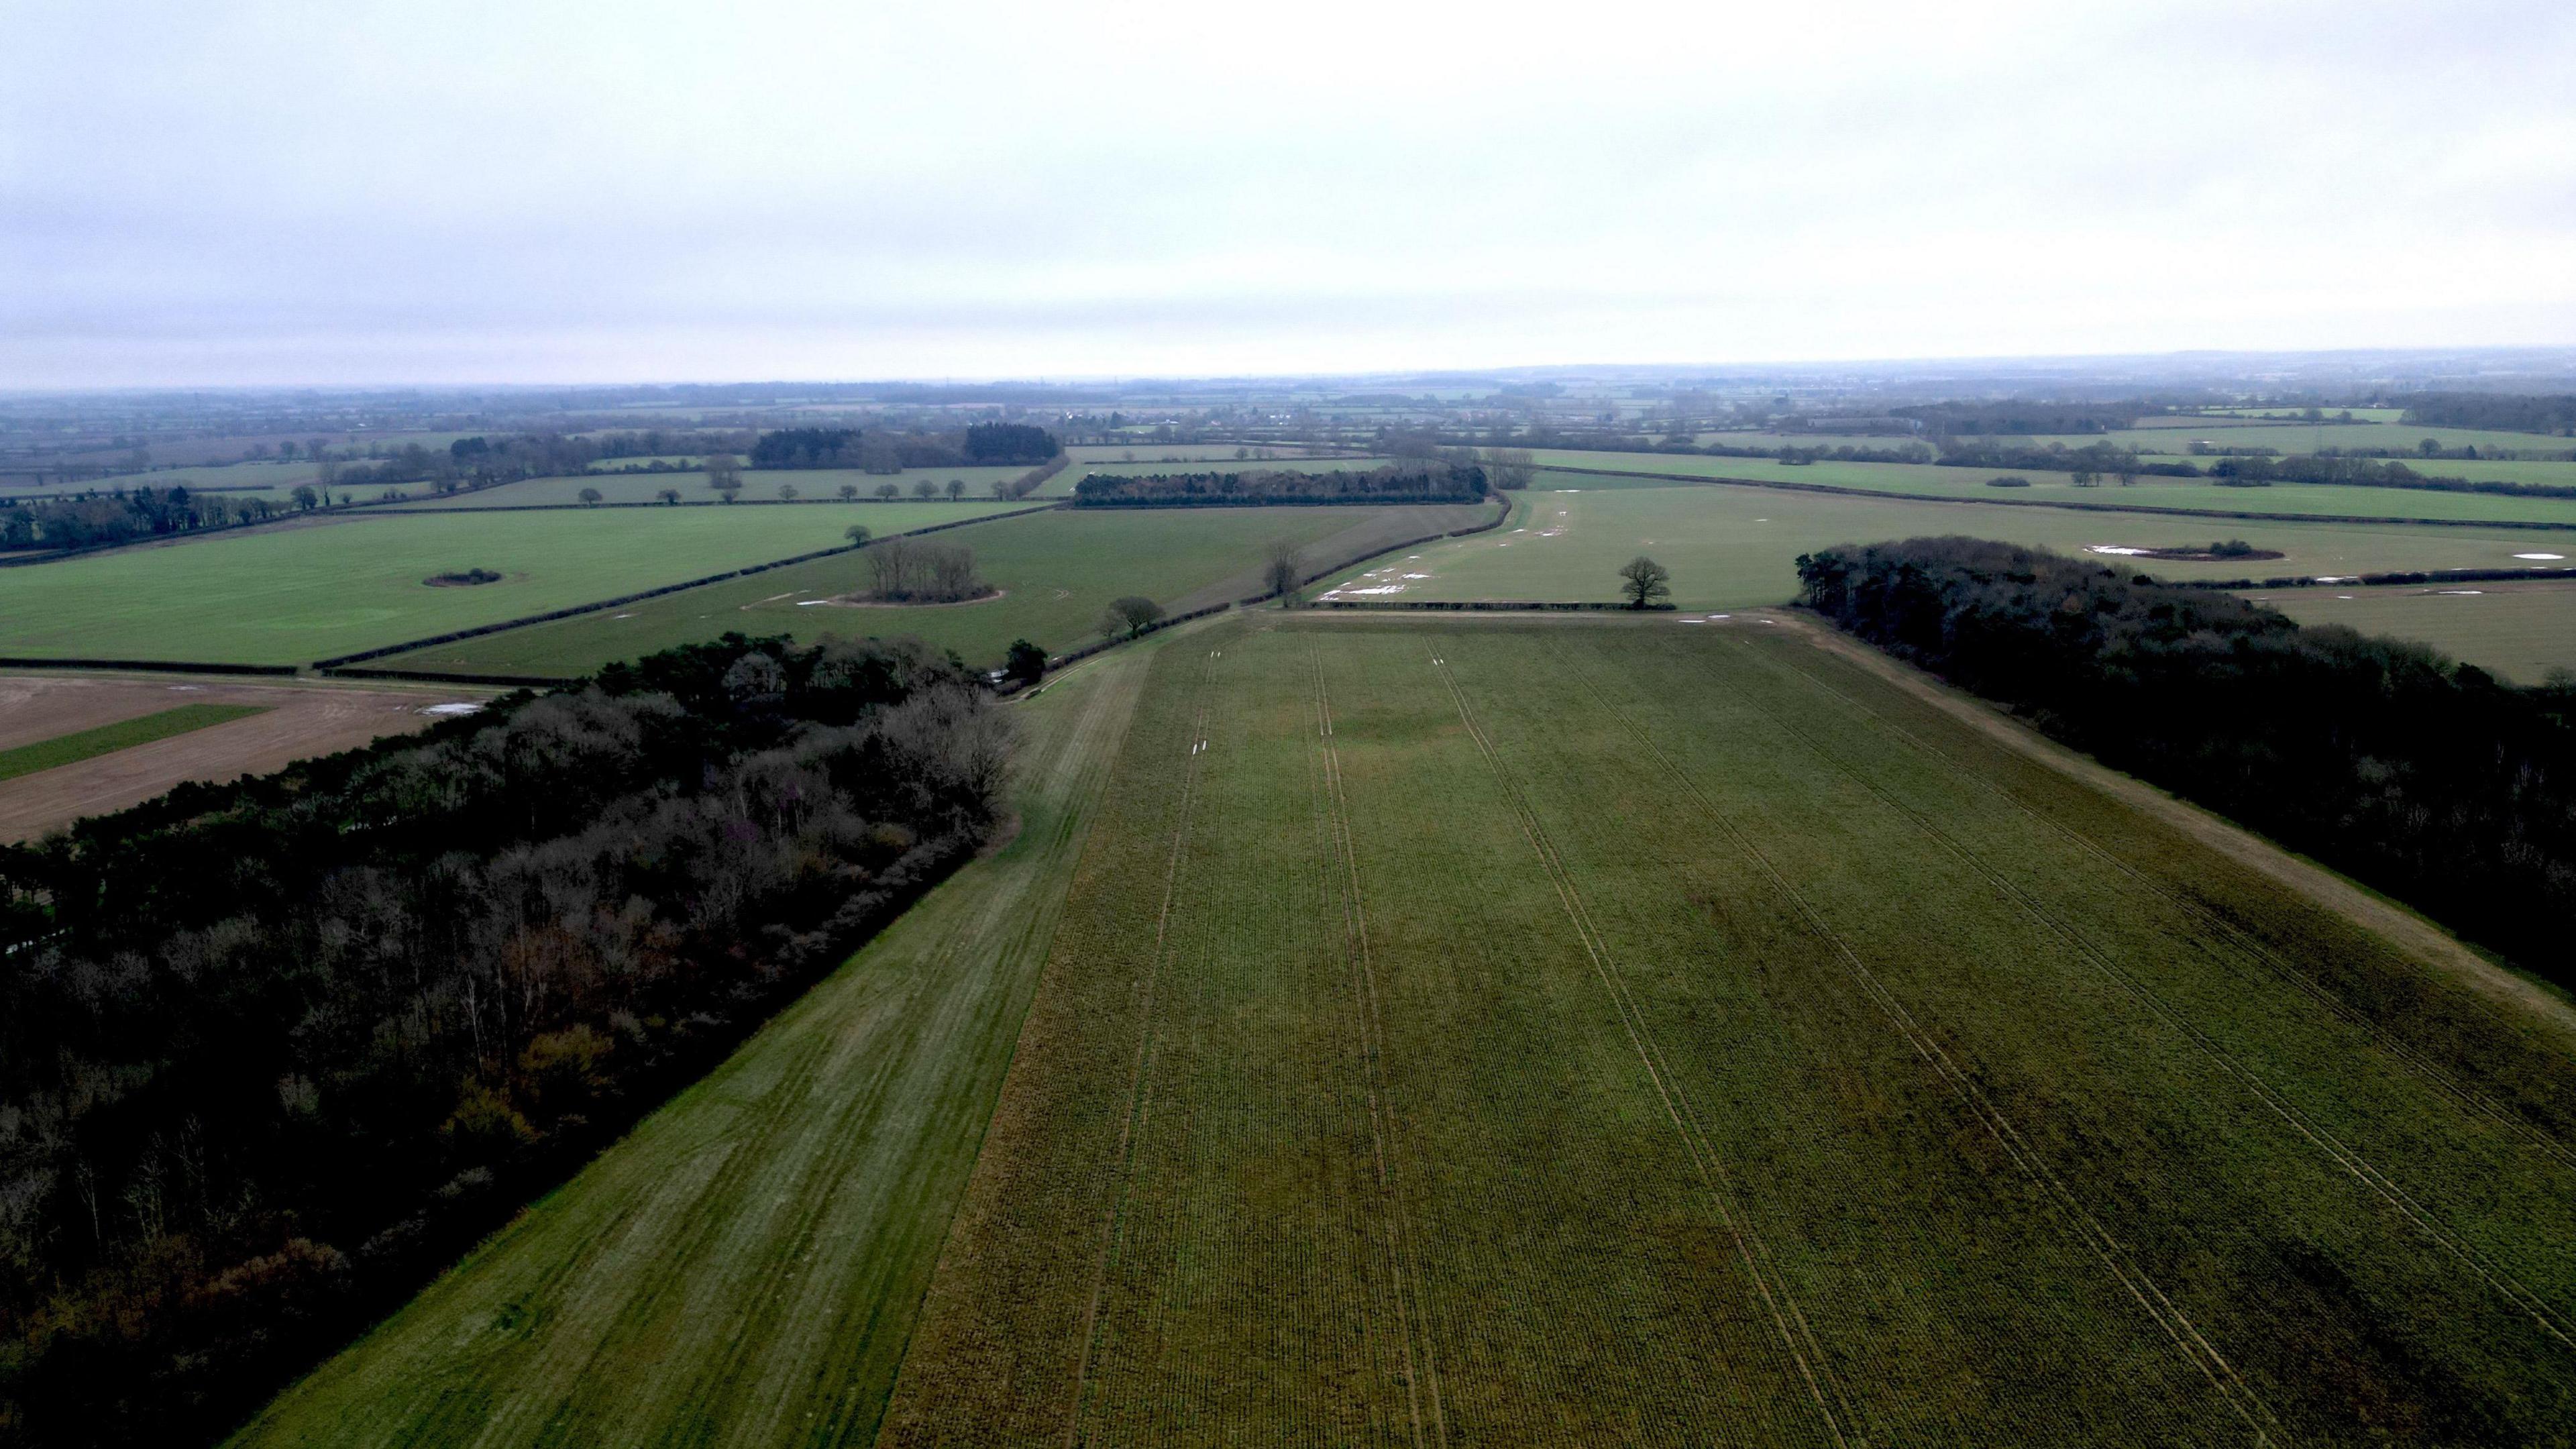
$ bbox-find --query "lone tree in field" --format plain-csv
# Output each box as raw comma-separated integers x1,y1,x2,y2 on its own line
704,451,742,493
656,487,681,504
1619,555,1671,610
844,523,872,547
875,482,901,500
712,476,743,503
577,486,603,506
1265,537,1305,606
1104,595,1165,639
779,483,800,501
945,478,966,500
838,483,858,500
912,478,938,500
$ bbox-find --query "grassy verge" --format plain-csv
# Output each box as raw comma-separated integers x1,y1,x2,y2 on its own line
0,704,269,782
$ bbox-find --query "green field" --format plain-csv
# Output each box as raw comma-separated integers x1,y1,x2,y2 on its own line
382,502,1491,676
1324,487,2576,611
2095,421,2576,456
235,617,2576,1443
0,506,980,665
1523,449,2576,526
229,626,1169,1449
0,703,269,780
2264,579,2576,684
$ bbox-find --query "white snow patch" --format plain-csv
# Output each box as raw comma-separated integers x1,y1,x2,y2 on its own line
167,684,204,692
796,599,830,606
2514,552,2565,560
2438,590,2485,596
2087,545,2151,556
421,702,484,717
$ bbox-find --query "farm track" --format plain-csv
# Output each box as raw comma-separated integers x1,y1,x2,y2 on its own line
1426,647,1856,1448
1701,631,2576,1349
1727,632,2576,1174
1309,650,1444,1446
1538,633,2287,1445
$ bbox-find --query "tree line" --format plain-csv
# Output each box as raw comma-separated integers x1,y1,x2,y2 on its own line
747,424,1059,476
1795,537,2576,986
1071,462,1489,507
0,635,1013,1445
863,537,989,602
2397,392,2576,436
0,486,298,551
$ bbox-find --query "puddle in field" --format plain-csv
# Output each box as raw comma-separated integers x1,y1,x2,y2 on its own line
2437,590,2485,596
168,684,204,692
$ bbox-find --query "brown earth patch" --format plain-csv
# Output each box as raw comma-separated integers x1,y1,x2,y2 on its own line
0,674,496,841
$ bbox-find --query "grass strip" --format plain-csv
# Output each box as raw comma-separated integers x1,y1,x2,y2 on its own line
0,704,270,782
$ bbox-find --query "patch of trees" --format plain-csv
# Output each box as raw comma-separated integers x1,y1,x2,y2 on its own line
2397,392,2576,436
749,428,863,469
423,567,503,586
1890,402,2150,435
1795,537,2576,985
861,538,991,603
1071,463,1489,507
962,423,1060,465
0,635,1012,1444
0,486,289,551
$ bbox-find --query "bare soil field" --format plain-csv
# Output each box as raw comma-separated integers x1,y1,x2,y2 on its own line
0,674,493,841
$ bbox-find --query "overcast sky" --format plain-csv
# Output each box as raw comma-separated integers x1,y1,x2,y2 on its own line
3,0,2571,386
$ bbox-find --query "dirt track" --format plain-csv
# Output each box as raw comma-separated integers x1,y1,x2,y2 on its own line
0,673,495,841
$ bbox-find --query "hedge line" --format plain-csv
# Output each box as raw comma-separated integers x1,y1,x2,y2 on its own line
2169,564,2576,591
0,657,298,676
1236,498,1515,606
308,505,1055,670
1314,600,1681,612
1042,600,1236,671
319,666,578,687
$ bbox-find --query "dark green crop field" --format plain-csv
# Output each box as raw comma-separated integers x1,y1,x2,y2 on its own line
884,616,2576,1445
233,616,2576,1444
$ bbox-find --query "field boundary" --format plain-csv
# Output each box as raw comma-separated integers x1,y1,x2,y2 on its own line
319,665,572,688
1237,499,1514,606
1317,600,1677,612
311,504,1056,670
0,655,299,676
2171,563,2576,591
1532,462,2576,531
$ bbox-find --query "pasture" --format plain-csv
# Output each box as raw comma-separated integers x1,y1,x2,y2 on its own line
381,502,1493,677
1324,487,2576,611
1523,449,2576,526
874,616,2576,1444
0,505,977,665
2264,579,2576,684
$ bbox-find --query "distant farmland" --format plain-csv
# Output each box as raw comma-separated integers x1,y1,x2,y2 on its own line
384,502,1492,676
0,504,979,665
1326,486,2576,613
